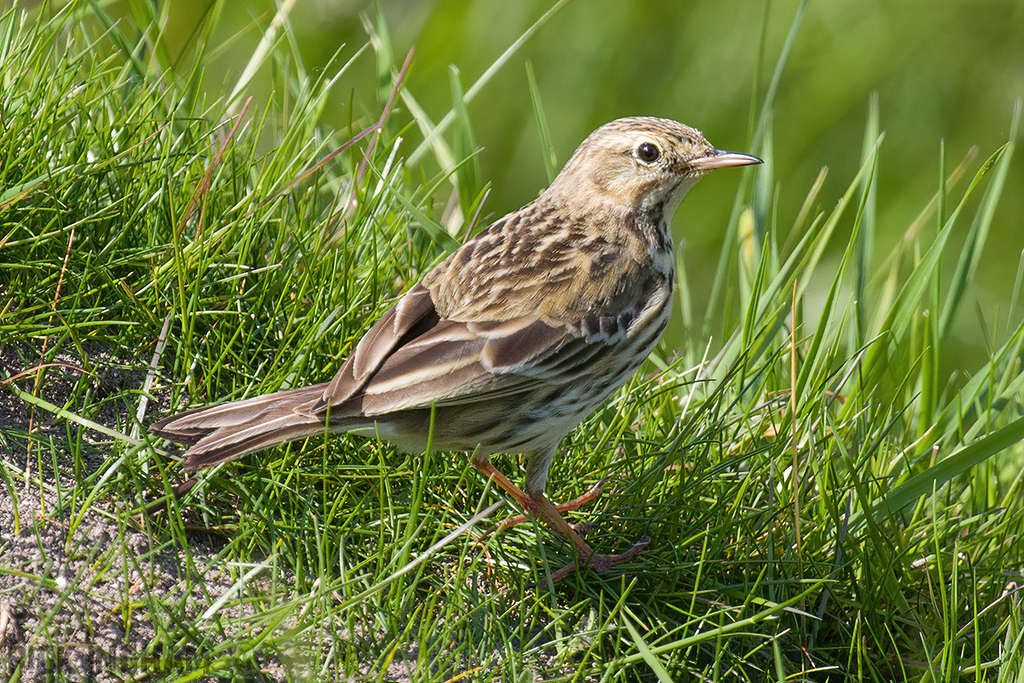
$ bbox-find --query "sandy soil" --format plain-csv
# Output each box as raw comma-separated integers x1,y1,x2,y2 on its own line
0,344,291,681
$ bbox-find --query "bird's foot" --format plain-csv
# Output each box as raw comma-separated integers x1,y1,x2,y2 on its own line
540,533,651,585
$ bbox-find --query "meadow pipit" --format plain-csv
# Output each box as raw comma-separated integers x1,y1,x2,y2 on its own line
152,117,761,578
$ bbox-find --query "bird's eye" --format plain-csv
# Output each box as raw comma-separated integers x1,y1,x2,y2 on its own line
636,142,660,163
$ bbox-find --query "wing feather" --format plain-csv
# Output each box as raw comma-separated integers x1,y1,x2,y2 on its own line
318,283,438,408
352,313,627,415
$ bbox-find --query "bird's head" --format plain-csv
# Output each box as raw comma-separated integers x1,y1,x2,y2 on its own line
548,117,761,217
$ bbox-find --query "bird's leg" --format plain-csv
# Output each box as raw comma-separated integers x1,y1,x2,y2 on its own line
526,488,596,562
473,449,648,580
488,477,609,535
475,447,601,533
523,447,649,578
471,458,535,512
525,485,649,581
471,455,588,548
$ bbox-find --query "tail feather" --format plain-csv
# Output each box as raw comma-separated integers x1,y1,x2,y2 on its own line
152,383,334,470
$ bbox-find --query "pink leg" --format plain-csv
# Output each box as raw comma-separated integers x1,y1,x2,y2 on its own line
472,456,648,581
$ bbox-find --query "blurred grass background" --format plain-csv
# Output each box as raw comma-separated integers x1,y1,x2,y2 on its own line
132,0,1022,372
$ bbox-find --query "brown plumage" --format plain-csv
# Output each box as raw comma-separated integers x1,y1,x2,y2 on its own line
152,117,761,578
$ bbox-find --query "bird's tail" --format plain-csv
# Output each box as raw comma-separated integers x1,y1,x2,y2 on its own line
151,383,334,471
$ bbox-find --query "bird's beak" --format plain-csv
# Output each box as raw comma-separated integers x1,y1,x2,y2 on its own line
690,149,763,171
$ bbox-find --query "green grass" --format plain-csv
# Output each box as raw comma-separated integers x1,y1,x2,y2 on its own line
2,2,1023,681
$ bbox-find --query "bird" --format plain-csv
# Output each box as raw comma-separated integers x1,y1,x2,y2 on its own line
151,116,761,579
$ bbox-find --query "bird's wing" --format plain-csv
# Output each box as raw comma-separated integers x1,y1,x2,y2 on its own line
320,207,662,416
346,298,648,415
317,282,644,416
